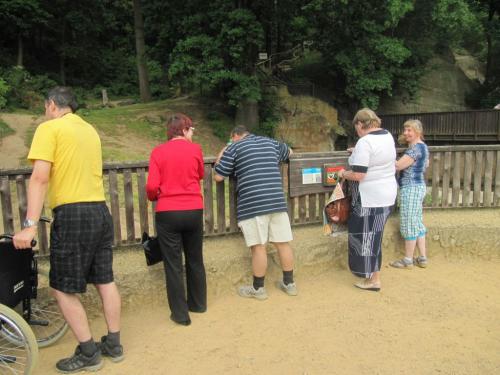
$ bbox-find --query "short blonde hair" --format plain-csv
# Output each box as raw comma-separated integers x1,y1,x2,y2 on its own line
398,119,424,145
352,108,381,129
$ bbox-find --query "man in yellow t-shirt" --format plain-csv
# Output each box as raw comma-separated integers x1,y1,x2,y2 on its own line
13,87,123,373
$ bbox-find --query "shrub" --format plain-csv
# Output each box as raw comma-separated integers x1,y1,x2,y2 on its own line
0,78,9,109
1,66,56,110
0,118,14,140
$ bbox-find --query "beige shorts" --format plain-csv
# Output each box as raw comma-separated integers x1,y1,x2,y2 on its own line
238,212,293,247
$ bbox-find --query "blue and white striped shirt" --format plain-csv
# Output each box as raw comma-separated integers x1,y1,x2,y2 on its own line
214,134,290,221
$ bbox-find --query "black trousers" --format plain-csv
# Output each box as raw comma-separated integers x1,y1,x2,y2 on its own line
155,209,207,322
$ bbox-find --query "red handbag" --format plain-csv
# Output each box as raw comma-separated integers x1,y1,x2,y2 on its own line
324,181,350,225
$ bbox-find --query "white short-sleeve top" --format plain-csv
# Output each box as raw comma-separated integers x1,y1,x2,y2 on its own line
348,129,397,207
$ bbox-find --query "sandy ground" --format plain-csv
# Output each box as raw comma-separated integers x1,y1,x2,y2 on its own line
0,114,39,169
35,255,500,375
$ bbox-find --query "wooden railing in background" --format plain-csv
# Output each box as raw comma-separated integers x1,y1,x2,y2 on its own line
1,145,499,254
379,110,500,142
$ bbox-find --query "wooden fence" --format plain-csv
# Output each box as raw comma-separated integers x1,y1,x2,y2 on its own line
1,145,499,254
379,109,500,142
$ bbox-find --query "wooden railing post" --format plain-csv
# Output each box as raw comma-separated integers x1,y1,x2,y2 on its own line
228,177,238,232
431,153,441,207
216,180,226,234
0,176,14,234
473,151,483,207
203,164,214,235
15,175,27,227
137,167,149,236
108,169,122,245
123,168,135,243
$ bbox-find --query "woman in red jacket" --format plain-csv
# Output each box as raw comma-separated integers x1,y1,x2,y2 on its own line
146,113,206,326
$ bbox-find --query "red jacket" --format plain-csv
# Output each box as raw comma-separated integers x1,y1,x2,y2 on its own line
146,139,204,211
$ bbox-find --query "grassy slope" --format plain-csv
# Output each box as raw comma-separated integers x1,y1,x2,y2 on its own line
0,118,14,139
57,98,232,162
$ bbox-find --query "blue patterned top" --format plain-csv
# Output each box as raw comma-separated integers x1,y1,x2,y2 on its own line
398,143,429,186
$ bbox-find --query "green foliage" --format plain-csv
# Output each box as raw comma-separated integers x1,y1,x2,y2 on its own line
1,66,56,110
303,0,416,109
169,35,225,94
205,111,234,141
255,86,281,137
0,0,496,113
147,60,170,99
0,77,9,109
0,118,14,140
298,0,491,110
0,0,50,34
465,0,500,107
168,6,264,108
432,0,479,48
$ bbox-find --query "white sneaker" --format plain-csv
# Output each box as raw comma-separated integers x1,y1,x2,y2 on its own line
278,281,298,296
238,285,268,300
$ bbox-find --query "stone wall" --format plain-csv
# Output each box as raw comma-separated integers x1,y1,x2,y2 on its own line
274,86,342,152
378,54,481,114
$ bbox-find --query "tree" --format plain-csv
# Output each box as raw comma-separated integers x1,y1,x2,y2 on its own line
133,0,152,102
165,1,264,127
0,0,49,67
302,0,415,110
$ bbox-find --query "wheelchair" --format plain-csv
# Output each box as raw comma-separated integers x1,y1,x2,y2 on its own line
0,223,69,374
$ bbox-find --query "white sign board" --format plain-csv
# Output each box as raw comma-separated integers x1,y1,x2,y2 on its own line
258,52,268,60
302,168,322,184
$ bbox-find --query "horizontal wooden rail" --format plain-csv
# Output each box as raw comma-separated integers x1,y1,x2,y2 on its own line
379,110,500,142
1,145,499,253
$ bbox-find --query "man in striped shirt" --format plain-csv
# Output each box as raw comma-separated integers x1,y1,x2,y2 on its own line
214,125,297,300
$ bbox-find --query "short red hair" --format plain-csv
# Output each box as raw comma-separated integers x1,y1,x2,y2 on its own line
167,113,193,140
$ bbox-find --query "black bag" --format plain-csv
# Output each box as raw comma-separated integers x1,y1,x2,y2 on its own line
0,236,33,308
141,232,162,266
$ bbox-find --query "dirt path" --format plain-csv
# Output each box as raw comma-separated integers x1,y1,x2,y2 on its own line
35,256,500,375
0,113,39,169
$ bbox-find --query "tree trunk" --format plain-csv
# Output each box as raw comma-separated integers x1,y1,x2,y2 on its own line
275,0,282,53
59,19,66,85
484,1,497,84
133,0,152,102
17,33,23,67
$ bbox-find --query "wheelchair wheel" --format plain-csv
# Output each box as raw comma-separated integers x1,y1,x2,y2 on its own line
1,266,69,348
30,265,69,348
0,304,39,375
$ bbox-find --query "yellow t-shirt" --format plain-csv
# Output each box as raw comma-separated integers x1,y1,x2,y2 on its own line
28,113,105,209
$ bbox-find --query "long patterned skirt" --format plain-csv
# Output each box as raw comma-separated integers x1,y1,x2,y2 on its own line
347,182,392,278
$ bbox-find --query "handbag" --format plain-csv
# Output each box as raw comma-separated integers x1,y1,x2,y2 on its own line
141,232,163,266
323,180,351,235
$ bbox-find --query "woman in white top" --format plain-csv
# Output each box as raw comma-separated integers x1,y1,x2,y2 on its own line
338,108,397,291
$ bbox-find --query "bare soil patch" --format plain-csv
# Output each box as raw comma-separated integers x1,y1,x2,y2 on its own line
35,256,500,375
0,113,40,169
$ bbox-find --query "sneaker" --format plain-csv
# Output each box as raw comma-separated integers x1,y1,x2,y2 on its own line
98,336,124,363
389,258,414,269
238,285,268,300
278,281,298,296
415,256,428,268
56,346,103,374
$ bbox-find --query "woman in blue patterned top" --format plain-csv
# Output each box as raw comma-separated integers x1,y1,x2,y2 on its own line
390,119,429,269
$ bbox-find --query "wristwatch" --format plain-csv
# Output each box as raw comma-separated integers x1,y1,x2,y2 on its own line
22,219,38,228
